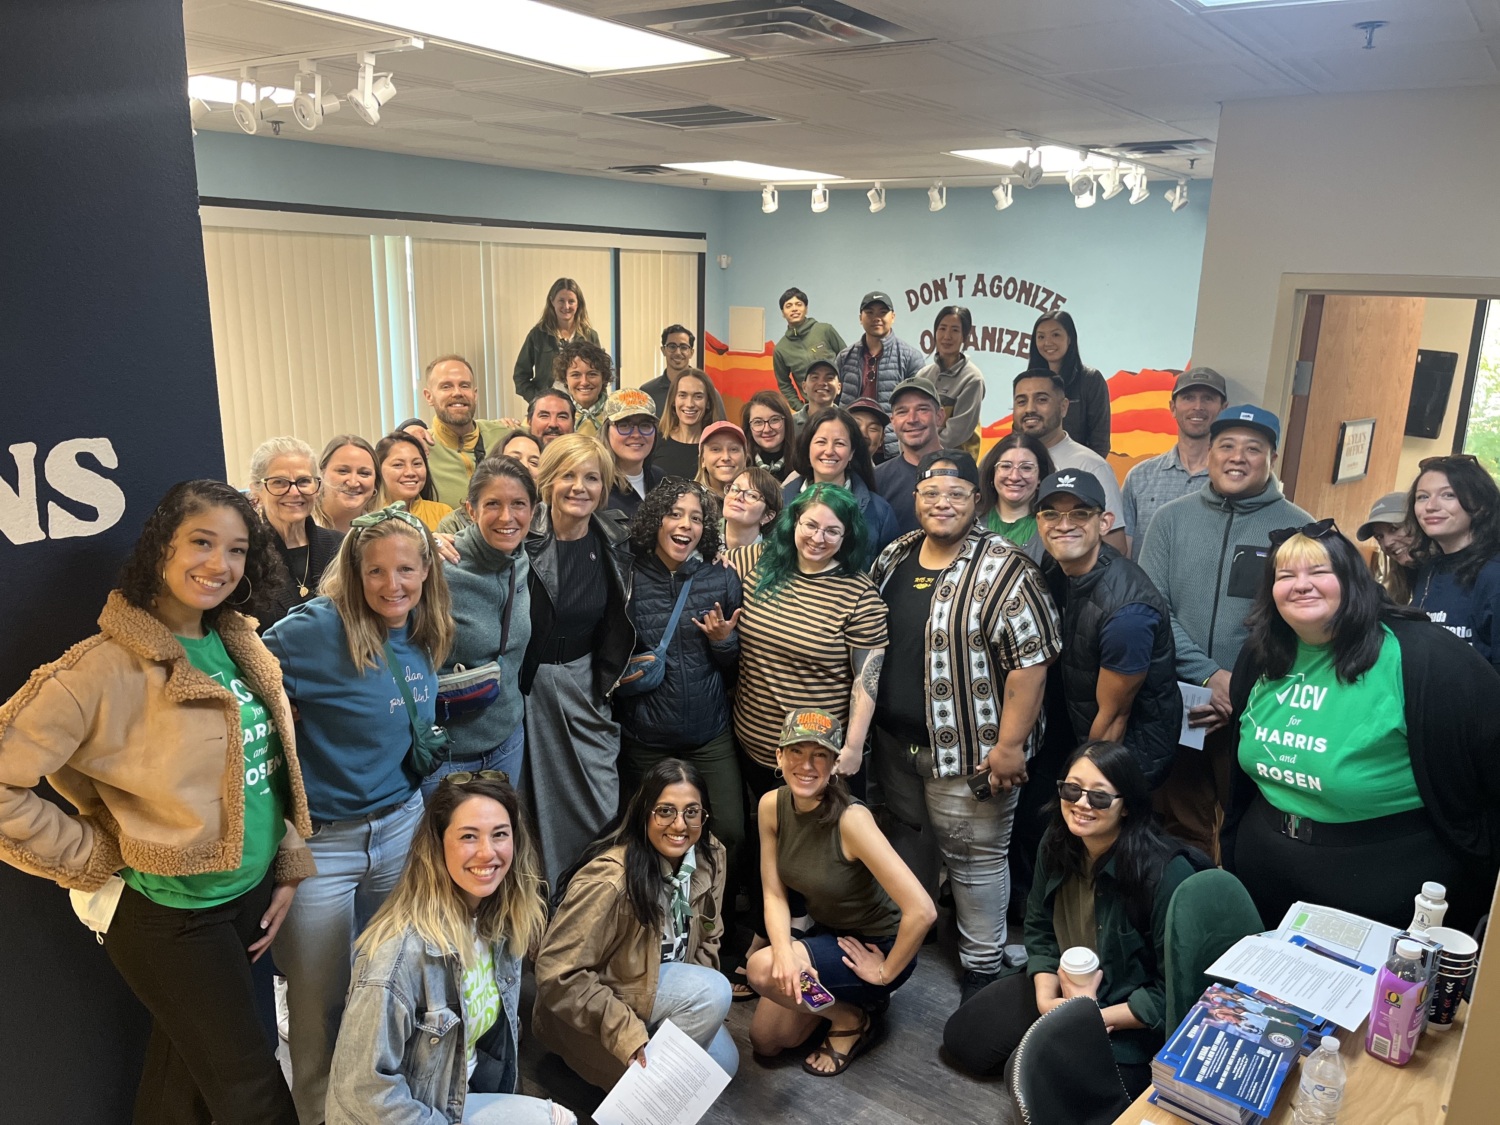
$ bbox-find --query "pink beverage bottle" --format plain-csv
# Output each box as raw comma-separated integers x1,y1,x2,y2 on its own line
1365,939,1428,1066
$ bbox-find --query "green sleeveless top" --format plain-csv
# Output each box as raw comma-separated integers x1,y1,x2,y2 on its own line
775,788,900,937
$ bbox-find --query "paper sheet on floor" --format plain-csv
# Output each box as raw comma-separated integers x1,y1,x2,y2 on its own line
1205,934,1378,1031
593,1018,732,1125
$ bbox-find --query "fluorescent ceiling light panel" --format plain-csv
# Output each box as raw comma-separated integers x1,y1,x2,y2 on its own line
664,161,842,183
1179,0,1356,8
277,0,727,74
950,146,1115,175
190,74,294,104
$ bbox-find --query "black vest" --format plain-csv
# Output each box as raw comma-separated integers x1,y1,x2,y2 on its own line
1046,544,1181,787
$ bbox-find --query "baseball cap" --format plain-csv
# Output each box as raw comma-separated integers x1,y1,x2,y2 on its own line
698,420,746,447
803,359,839,380
778,707,844,754
1210,404,1281,449
847,397,890,426
1036,469,1107,511
600,388,658,427
916,449,980,490
1356,491,1409,541
860,290,895,312
1173,367,1228,399
889,375,941,409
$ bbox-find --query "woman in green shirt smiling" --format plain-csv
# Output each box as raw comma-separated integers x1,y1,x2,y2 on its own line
976,432,1053,564
1222,520,1500,931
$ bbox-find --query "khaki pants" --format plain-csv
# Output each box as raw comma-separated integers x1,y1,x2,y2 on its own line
1151,727,1231,863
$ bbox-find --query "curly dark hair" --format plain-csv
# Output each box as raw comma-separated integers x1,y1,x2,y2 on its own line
118,479,286,627
552,337,614,386
629,477,722,563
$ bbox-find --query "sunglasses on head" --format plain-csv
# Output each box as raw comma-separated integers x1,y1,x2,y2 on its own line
1267,518,1339,548
443,769,510,787
1056,780,1123,810
1419,453,1479,472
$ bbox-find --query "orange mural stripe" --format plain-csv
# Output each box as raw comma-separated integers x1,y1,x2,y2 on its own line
1110,391,1172,415
1111,409,1179,435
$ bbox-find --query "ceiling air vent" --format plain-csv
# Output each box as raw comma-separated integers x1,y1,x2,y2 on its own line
1108,139,1212,158
606,104,777,128
608,164,678,175
622,1,923,56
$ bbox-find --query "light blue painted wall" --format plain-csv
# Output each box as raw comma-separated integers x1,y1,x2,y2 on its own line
721,181,1210,426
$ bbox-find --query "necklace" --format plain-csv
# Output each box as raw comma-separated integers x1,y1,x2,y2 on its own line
295,546,312,598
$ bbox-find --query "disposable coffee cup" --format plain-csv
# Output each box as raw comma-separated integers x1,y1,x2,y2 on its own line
1059,946,1100,987
1428,964,1474,1029
1428,926,1479,964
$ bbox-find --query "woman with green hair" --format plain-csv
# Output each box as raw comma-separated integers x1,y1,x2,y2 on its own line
728,483,889,994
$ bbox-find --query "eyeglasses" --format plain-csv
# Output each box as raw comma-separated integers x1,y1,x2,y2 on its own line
916,487,976,504
748,418,784,432
1268,518,1339,548
1057,780,1123,810
261,475,321,496
996,460,1039,476
662,343,694,354
444,769,510,786
1037,508,1101,527
651,804,706,827
726,484,764,503
612,420,656,437
797,520,845,542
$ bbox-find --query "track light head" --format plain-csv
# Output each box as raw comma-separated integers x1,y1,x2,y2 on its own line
1166,179,1189,213
867,183,886,213
1068,168,1097,209
927,181,946,212
1125,166,1150,205
347,54,396,125
293,70,341,131
1009,149,1044,189
761,185,778,213
231,71,260,134
1098,162,1124,201
992,179,1013,211
810,183,830,213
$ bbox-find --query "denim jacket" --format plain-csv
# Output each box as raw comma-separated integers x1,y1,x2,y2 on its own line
326,923,522,1125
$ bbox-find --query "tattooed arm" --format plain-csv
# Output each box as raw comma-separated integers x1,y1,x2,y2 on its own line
838,647,885,776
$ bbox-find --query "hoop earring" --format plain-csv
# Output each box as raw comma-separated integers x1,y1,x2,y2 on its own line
773,766,784,779
229,576,254,606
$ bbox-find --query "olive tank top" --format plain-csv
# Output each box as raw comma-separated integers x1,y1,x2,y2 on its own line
775,787,900,937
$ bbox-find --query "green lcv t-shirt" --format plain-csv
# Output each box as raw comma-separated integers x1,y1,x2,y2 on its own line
1238,625,1422,823
122,630,289,909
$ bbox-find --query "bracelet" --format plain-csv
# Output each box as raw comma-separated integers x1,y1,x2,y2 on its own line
878,965,886,986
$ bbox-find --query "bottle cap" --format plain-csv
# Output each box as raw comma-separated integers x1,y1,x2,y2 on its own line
1422,881,1447,900
1396,939,1424,960
1321,1035,1340,1051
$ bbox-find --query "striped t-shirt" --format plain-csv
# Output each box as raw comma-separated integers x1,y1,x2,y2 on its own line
733,562,889,767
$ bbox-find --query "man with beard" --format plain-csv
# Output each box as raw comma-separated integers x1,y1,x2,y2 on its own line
873,377,945,535
1121,367,1227,558
399,355,515,509
1011,370,1127,553
869,450,1062,1003
527,388,576,447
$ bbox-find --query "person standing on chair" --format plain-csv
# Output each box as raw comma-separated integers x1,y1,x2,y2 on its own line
1025,311,1112,459
513,278,601,403
836,291,924,460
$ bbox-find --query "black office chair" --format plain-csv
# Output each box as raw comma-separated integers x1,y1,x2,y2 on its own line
1005,996,1132,1125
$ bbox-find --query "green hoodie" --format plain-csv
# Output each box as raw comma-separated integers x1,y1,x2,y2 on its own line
1137,479,1312,682
772,317,846,404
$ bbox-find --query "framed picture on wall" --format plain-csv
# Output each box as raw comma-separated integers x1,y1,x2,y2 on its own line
1333,418,1376,484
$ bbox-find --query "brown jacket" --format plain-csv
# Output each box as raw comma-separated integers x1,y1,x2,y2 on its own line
0,592,315,891
532,838,725,1089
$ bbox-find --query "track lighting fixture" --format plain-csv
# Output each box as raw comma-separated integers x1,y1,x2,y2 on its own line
761,185,778,213
867,183,886,213
1009,149,1044,189
992,179,1013,211
231,70,263,135
810,183,830,213
1098,162,1124,201
927,182,946,212
1125,166,1150,205
347,53,397,125
293,67,341,131
1068,168,1097,209
1166,179,1189,213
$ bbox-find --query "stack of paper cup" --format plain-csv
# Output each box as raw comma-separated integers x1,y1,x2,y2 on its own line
1060,946,1101,988
1425,926,1479,1030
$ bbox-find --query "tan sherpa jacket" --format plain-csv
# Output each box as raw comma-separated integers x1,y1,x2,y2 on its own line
0,592,315,892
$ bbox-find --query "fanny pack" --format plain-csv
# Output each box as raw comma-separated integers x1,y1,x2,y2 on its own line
386,641,451,779
616,573,694,698
434,560,516,723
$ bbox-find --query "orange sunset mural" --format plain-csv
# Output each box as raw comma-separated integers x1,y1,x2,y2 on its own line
703,333,1181,486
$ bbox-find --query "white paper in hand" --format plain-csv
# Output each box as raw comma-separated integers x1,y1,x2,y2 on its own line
1177,681,1213,750
593,1018,732,1125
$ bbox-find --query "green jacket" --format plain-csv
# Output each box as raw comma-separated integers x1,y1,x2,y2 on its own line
772,318,845,405
1025,846,1198,1065
424,418,515,510
512,323,601,402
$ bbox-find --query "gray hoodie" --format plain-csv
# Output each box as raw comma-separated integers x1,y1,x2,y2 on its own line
1137,479,1312,682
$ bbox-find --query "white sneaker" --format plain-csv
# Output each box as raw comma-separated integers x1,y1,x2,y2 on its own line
274,974,290,1042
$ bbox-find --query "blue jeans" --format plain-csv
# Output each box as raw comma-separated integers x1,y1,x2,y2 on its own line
464,1093,571,1124
421,724,526,800
278,789,424,1124
649,962,739,1077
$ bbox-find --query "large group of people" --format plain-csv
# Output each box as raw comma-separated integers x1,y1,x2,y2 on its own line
2,276,1497,1125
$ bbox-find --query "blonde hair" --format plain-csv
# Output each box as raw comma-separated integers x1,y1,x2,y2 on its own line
1273,534,1331,571
312,434,379,529
356,776,548,969
320,515,453,671
536,433,616,506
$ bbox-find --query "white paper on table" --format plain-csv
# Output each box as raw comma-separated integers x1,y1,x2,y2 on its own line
1177,682,1213,750
1274,901,1400,970
1205,934,1378,1032
593,1018,732,1125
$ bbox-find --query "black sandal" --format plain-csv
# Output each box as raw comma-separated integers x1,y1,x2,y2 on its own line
728,960,756,1001
801,1013,874,1077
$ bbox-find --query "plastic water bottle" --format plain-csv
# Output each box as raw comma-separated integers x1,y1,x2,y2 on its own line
1292,1036,1346,1124
1409,882,1448,933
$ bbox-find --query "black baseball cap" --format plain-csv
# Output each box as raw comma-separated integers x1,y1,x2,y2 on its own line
890,375,941,409
860,291,894,312
803,359,839,379
916,449,980,490
1036,469,1107,510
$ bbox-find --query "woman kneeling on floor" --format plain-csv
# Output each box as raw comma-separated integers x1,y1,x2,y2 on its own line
532,759,739,1088
747,708,936,1077
942,740,1200,1097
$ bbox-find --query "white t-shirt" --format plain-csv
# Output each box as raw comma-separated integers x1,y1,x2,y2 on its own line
1047,434,1128,535
626,471,647,499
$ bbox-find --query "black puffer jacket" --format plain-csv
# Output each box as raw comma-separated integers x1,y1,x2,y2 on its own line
615,553,742,750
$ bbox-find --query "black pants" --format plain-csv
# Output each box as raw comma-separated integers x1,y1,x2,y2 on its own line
104,869,298,1125
943,972,1150,1097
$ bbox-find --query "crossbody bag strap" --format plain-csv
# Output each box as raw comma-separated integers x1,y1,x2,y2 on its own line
384,640,423,735
654,572,696,659
499,560,516,657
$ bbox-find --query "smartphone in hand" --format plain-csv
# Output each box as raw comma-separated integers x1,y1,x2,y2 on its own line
798,970,837,1011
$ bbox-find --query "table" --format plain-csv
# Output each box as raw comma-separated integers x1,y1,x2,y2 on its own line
1112,1005,1467,1125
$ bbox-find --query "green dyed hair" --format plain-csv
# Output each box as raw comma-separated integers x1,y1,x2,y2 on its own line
753,482,867,599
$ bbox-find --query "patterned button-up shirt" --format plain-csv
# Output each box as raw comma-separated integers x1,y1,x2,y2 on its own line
1121,444,1209,559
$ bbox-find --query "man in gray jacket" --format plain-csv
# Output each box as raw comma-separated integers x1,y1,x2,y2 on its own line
1137,404,1312,855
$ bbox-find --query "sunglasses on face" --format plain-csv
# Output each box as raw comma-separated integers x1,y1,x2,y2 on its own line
1268,518,1339,548
1056,780,1123,810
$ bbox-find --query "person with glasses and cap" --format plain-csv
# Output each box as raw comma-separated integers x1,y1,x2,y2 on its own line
1136,404,1311,858
868,450,1063,1003
1121,367,1228,558
262,504,454,1123
533,759,737,1090
600,388,666,520
1408,453,1500,673
772,287,846,408
836,291,925,459
1356,490,1416,604
249,436,346,633
1220,519,1500,932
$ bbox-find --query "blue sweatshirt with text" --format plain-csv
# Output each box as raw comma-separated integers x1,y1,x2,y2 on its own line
1413,547,1500,674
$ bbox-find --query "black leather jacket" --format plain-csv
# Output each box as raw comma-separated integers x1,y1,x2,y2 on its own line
520,504,635,700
